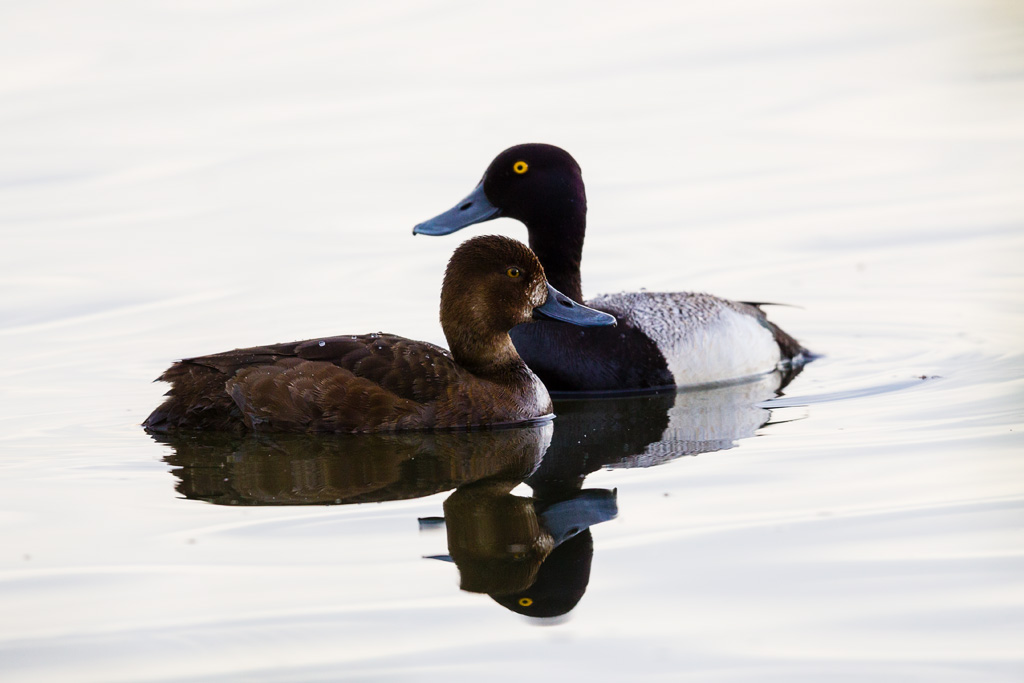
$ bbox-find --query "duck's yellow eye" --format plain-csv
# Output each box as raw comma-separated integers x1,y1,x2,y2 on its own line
518,597,533,607
513,161,528,175
506,267,521,278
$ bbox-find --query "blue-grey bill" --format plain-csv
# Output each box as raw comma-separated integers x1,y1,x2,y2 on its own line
538,489,618,548
424,554,455,563
533,283,617,327
412,182,501,236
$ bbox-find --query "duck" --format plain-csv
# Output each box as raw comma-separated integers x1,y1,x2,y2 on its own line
143,235,616,433
413,143,809,394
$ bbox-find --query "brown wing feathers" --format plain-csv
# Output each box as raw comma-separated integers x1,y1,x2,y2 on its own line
228,360,427,433
144,334,468,433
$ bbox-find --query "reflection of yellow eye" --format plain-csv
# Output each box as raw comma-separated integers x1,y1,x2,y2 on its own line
518,597,533,607
513,161,528,174
506,267,521,278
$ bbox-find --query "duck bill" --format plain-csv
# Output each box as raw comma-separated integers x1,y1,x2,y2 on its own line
533,283,616,327
538,489,618,548
413,182,501,236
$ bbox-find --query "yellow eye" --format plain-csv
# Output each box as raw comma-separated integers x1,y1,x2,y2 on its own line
518,597,533,607
506,267,521,278
513,160,528,174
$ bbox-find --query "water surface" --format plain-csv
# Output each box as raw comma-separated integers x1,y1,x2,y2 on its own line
1,1,1022,681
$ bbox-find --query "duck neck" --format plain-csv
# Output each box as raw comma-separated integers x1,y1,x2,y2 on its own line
448,330,530,382
525,197,586,303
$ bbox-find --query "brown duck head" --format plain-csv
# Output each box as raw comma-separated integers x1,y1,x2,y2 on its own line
439,235,613,371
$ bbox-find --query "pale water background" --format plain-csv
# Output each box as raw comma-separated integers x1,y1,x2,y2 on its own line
2,1,1023,681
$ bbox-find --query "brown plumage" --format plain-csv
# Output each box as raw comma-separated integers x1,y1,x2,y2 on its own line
144,235,613,434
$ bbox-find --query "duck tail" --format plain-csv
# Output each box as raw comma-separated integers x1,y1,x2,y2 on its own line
142,362,240,432
741,302,815,365
766,318,813,365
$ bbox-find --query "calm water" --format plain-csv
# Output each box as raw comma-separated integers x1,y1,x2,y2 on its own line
2,1,1023,681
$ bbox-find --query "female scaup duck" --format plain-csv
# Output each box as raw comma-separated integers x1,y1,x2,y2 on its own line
414,143,809,393
143,235,615,433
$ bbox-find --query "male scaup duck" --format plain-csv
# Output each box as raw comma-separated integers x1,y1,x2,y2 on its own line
143,235,615,433
414,143,809,393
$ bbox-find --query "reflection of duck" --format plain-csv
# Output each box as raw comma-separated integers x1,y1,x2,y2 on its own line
158,373,798,620
414,144,809,393
529,370,798,499
144,235,613,433
157,422,551,506
433,372,796,620
437,482,617,619
159,374,786,508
